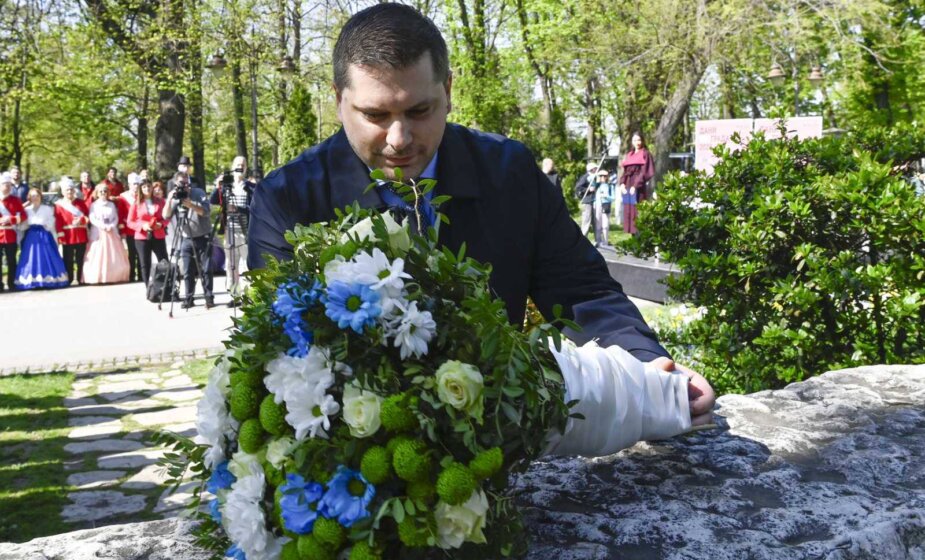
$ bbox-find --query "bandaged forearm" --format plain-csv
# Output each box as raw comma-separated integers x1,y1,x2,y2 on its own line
544,340,691,457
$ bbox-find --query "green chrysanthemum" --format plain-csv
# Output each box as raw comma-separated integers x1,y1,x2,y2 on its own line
230,367,264,390
469,447,504,480
391,439,431,482
380,393,418,433
397,516,428,548
406,479,435,504
360,446,392,485
238,418,267,454
259,394,289,436
312,516,346,550
435,462,477,506
386,435,411,456
297,534,335,560
264,462,285,487
348,540,381,560
230,384,262,421
280,540,300,560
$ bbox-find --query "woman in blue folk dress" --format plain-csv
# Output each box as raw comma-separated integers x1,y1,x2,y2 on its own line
15,188,70,290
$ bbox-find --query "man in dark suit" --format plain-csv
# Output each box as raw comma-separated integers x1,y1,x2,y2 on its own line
248,3,714,424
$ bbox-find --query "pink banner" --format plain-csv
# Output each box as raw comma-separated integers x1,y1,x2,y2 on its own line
695,117,823,174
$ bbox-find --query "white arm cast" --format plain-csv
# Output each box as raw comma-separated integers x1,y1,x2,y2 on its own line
543,340,691,458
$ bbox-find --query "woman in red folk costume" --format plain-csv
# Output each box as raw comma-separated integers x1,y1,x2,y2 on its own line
619,132,655,235
55,177,91,285
0,172,27,292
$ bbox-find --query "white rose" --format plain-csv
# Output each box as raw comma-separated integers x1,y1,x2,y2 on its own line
435,360,484,423
342,214,410,253
435,490,489,549
342,384,382,438
265,436,298,468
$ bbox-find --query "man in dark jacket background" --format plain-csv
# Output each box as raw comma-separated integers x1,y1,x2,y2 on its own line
247,3,714,424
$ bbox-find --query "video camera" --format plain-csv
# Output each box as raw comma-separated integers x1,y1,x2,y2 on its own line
174,183,189,201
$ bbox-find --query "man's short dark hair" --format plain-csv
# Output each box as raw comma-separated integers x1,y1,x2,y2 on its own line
332,4,449,91
108,166,117,173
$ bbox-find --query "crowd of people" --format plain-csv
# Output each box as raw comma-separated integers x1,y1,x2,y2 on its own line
0,155,254,310
559,131,656,247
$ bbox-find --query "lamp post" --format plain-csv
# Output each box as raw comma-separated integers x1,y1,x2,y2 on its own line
766,54,825,117
207,33,296,182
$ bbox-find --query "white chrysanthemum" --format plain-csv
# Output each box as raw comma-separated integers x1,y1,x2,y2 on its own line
222,456,287,560
285,382,339,439
194,357,239,468
391,300,437,359
264,347,333,404
323,255,354,285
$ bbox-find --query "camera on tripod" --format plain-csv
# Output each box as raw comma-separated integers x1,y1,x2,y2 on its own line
174,183,190,201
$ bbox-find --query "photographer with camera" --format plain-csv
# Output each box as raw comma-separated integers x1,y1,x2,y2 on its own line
162,172,214,309
210,156,254,307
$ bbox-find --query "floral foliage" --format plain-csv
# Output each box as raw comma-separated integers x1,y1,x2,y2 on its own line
189,179,570,560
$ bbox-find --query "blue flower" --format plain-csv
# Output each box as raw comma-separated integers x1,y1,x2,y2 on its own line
323,282,381,334
283,315,314,358
209,498,222,523
319,466,375,528
206,461,236,494
279,473,325,534
273,278,323,357
225,543,246,560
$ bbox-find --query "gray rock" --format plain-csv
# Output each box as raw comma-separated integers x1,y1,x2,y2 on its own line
520,364,925,560
4,365,923,559
0,519,208,560
97,449,164,469
130,405,197,427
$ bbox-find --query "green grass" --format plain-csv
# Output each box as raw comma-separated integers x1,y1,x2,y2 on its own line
0,372,74,542
183,357,215,388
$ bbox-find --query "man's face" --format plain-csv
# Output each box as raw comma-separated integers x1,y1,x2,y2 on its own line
107,169,116,181
11,169,20,182
140,170,148,180
80,172,89,183
336,53,451,181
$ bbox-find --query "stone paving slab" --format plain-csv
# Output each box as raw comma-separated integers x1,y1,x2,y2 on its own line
57,361,209,530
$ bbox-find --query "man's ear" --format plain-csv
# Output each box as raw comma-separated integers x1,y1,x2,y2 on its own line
334,82,344,123
444,71,453,114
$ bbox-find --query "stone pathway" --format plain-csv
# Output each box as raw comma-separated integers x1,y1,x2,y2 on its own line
61,360,204,528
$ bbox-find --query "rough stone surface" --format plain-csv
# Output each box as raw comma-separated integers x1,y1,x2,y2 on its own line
0,519,208,560
67,420,123,439
4,365,923,559
519,364,925,560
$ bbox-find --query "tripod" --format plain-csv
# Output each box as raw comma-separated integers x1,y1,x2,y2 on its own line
158,204,214,318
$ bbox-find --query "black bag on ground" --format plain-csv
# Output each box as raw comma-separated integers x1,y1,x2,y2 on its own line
147,260,179,303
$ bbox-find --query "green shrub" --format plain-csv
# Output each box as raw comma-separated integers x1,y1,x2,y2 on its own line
625,124,925,393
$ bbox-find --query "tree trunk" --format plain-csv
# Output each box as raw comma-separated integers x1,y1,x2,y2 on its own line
231,61,249,160
154,89,185,181
12,69,25,168
189,36,206,187
653,63,707,187
137,83,149,169
292,0,301,63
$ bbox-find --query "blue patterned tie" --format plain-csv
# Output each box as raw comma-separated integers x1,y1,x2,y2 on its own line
374,183,436,233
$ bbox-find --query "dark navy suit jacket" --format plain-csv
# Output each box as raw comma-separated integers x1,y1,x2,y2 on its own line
247,124,669,362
